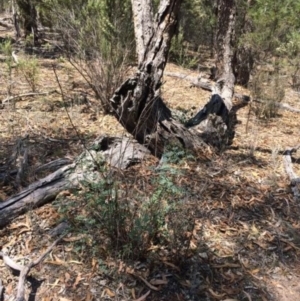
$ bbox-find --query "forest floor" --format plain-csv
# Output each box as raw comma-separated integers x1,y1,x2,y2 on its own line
1,27,300,301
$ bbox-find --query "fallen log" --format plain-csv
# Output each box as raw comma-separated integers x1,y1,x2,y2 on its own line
0,164,72,227
35,158,73,175
0,136,150,228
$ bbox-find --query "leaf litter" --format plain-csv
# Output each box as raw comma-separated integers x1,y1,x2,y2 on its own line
0,41,300,301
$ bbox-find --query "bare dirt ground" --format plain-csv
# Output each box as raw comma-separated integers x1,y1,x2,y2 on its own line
1,27,300,301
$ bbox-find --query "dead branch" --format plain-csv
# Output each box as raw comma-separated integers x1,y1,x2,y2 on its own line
166,71,300,113
0,136,150,228
165,71,212,90
278,102,300,113
2,90,58,104
0,234,66,301
253,98,300,113
283,145,300,200
0,20,12,28
165,72,250,102
0,164,73,228
35,158,72,175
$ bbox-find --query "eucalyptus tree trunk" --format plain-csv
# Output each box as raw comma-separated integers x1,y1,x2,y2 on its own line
214,0,236,108
185,0,241,149
109,0,210,157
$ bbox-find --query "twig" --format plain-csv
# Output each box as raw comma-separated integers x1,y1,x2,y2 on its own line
0,252,23,271
52,65,102,171
136,275,160,291
2,90,58,104
52,66,84,145
134,290,151,301
0,234,66,301
18,234,66,301
243,290,252,301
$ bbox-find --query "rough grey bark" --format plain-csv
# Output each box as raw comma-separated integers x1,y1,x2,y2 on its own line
131,0,154,65
0,164,71,227
214,0,236,109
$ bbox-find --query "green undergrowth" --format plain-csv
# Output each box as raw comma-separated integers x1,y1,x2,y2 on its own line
55,146,197,263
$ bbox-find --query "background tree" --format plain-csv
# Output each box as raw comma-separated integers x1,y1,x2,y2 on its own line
169,0,216,67
15,0,39,44
232,0,254,86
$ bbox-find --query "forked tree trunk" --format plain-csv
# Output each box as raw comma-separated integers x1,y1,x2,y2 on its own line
1,0,241,227
109,0,210,157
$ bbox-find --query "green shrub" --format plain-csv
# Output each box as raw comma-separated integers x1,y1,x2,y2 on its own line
0,40,15,96
18,57,40,92
44,0,134,113
169,26,198,69
250,64,285,120
55,154,195,261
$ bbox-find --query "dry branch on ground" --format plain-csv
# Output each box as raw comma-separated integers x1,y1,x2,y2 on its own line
0,136,150,227
0,234,66,301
